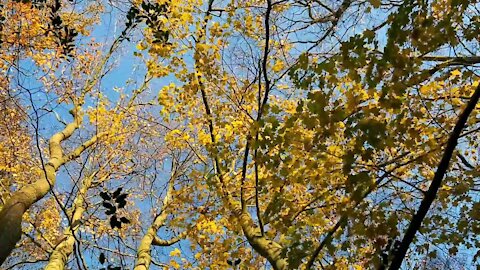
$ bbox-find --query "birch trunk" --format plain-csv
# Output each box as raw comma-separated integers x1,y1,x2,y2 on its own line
0,108,82,265
134,179,185,270
44,171,97,270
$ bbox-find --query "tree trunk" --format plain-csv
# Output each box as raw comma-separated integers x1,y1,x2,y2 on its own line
0,108,83,265
45,172,96,270
0,157,63,264
134,180,177,270
238,211,288,270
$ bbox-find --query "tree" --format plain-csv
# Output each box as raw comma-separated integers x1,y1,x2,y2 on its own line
1,0,480,269
141,0,480,268
0,0,152,266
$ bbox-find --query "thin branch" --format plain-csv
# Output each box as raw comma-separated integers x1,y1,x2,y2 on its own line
152,231,188,246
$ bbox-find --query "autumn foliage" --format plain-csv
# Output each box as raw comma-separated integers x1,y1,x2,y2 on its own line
0,0,480,269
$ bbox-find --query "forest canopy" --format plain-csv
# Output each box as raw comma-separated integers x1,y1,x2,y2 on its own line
0,0,480,269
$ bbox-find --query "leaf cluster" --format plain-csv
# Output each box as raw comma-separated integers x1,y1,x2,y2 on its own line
100,188,130,229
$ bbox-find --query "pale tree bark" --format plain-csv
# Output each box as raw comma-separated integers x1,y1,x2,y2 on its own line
134,174,186,270
45,165,112,270
44,172,94,270
0,30,128,264
238,211,288,270
0,107,107,265
0,8,145,262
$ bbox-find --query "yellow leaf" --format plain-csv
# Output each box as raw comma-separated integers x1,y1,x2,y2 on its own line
272,60,285,72
170,248,181,257
450,69,461,79
136,42,147,51
170,260,180,269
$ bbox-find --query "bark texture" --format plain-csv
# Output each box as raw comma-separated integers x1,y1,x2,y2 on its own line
0,108,106,265
45,171,97,270
134,180,184,270
239,211,288,270
0,108,82,265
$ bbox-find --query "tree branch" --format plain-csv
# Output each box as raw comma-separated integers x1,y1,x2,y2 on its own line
152,231,187,246
388,83,480,269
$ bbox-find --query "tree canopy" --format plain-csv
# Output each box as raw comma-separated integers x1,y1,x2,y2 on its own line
1,0,480,269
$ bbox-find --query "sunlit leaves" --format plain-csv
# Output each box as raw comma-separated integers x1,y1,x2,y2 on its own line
3,0,479,268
